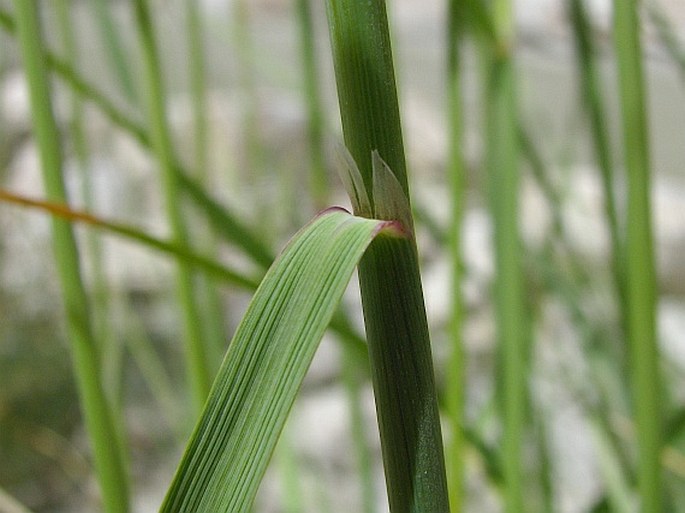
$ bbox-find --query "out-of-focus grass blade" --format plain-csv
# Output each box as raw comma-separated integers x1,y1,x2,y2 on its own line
665,408,685,443
614,0,662,509
341,346,376,513
646,1,685,83
0,8,273,270
180,173,274,269
160,208,404,512
568,0,625,335
11,1,129,510
295,0,329,207
88,0,138,103
133,0,212,411
446,0,467,509
0,188,259,290
482,0,528,506
591,417,635,512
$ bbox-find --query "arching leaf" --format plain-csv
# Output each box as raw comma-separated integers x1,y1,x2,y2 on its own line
160,207,404,512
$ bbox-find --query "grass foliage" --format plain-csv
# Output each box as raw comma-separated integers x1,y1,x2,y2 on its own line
0,0,681,512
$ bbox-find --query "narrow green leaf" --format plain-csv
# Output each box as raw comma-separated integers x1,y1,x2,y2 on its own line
446,1,467,510
614,1,662,510
133,0,213,411
482,0,529,504
295,0,329,207
11,2,129,511
88,0,138,103
0,188,259,290
160,208,403,512
646,2,685,84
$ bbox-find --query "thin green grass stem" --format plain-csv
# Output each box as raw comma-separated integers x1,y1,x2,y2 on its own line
533,407,554,513
11,2,128,511
54,0,131,479
484,1,527,510
277,428,305,513
0,188,262,289
117,296,187,440
569,0,625,328
232,0,263,187
54,0,128,419
133,0,211,413
591,418,635,512
341,346,376,513
326,1,449,511
185,0,209,185
296,0,329,208
446,0,467,511
184,0,229,372
613,1,662,510
646,2,685,84
88,0,138,103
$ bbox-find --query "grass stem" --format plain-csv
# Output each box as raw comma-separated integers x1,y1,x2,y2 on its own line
341,347,377,513
133,0,212,413
11,2,129,511
326,1,449,511
569,0,625,331
183,0,229,373
88,0,138,103
613,0,662,510
53,0,133,484
296,0,329,208
483,0,528,509
446,0,467,510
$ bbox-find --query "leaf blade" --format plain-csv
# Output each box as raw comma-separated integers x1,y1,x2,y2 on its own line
160,208,401,512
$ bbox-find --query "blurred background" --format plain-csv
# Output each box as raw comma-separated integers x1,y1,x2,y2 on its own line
0,0,684,512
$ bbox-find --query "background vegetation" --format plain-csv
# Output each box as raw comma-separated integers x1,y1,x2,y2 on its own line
0,0,684,512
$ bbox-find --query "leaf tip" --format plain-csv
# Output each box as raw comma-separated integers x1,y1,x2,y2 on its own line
331,142,372,217
371,151,414,234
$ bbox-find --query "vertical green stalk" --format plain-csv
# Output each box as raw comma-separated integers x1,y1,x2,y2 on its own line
185,0,209,184
184,0,228,370
568,0,625,325
296,0,329,207
646,2,685,84
88,0,138,103
485,0,526,511
277,428,305,513
11,2,128,512
133,0,211,413
54,0,132,479
613,1,662,511
326,1,449,511
232,0,261,180
119,296,186,439
342,349,376,513
446,0,466,511
54,0,127,413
